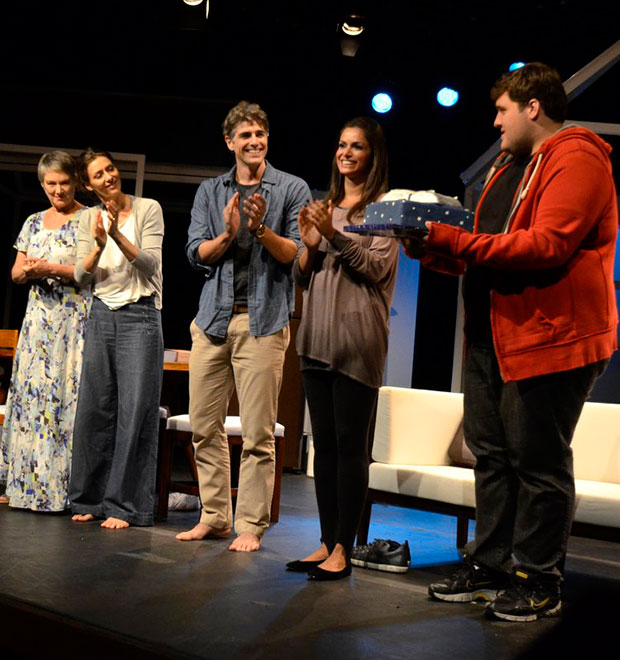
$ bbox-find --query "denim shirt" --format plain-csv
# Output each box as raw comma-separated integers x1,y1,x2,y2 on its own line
187,161,311,337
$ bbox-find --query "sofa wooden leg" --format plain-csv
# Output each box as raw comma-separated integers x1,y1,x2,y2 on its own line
356,498,372,546
270,436,284,524
456,517,469,550
156,423,173,522
184,442,198,481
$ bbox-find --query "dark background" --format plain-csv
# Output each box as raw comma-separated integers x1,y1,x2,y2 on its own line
1,0,619,391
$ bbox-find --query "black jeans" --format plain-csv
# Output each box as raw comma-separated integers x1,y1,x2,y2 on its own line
303,369,378,555
463,344,607,578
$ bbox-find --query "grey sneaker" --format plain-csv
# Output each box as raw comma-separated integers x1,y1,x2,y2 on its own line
486,569,562,622
428,556,508,603
351,539,411,573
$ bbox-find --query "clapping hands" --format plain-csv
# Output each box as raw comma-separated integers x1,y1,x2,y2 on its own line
298,200,335,249
223,192,241,240
104,200,121,238
92,210,108,249
243,193,267,232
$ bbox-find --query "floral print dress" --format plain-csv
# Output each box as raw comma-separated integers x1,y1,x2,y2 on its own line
0,210,91,511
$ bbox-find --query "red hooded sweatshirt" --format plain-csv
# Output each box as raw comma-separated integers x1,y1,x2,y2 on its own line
424,126,618,381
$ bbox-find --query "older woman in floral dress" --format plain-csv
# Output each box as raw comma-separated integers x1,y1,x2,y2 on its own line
0,151,91,511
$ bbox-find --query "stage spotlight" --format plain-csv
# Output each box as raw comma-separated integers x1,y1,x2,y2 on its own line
338,14,365,57
372,93,393,114
509,61,526,71
437,87,459,107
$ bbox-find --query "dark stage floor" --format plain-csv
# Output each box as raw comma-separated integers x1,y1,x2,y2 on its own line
1,473,619,660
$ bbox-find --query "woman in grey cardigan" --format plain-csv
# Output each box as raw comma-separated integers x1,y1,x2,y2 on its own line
69,149,164,528
288,118,398,579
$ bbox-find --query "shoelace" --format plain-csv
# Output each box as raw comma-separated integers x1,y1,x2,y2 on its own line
500,579,532,599
456,559,483,582
355,538,386,552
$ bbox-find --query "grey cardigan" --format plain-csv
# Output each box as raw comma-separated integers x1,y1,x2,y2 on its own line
74,196,164,309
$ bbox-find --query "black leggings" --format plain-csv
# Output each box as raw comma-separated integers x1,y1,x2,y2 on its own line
303,369,378,555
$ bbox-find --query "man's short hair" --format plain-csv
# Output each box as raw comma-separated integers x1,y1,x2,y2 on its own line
491,62,567,123
222,101,269,138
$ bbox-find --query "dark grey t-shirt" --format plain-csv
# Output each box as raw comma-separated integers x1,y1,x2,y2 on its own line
233,182,262,305
463,156,530,345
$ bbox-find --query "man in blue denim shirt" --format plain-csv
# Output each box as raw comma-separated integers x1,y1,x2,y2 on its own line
177,101,311,552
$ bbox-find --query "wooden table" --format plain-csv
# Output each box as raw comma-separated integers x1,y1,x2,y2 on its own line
163,361,189,372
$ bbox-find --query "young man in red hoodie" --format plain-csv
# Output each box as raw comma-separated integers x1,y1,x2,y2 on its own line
404,62,618,621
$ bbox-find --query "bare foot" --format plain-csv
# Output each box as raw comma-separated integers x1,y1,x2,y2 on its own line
72,513,95,522
318,544,348,572
300,542,329,562
175,522,231,542
228,531,261,552
0,495,9,504
100,517,130,529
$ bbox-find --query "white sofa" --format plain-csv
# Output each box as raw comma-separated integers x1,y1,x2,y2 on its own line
357,386,620,547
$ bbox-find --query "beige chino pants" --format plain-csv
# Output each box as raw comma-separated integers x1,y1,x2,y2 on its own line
188,315,289,537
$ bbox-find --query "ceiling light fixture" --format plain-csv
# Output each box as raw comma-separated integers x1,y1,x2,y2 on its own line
338,14,366,57
341,15,365,36
183,0,210,19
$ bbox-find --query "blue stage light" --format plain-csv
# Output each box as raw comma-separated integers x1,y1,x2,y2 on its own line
509,62,526,71
437,87,459,107
372,93,393,114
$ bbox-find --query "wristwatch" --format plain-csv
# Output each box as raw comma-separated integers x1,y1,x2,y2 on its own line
252,223,266,238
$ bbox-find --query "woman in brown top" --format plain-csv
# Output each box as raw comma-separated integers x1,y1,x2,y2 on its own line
288,117,398,580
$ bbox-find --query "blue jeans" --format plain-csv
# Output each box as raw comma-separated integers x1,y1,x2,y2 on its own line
463,344,607,578
69,297,163,525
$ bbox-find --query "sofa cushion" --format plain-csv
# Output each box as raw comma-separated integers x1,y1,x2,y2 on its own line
571,401,620,484
369,464,620,531
573,478,620,528
372,387,464,465
369,463,476,508
447,419,476,468
167,414,285,437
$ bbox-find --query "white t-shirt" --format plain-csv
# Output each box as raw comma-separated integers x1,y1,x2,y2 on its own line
94,211,155,309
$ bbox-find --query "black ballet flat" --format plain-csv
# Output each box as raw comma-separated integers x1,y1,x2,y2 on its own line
307,564,352,581
285,559,324,572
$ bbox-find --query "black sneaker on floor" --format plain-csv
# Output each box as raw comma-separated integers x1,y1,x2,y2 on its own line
428,556,508,603
486,569,562,622
350,539,411,573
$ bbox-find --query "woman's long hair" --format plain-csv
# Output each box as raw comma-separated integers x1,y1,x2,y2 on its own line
325,117,389,222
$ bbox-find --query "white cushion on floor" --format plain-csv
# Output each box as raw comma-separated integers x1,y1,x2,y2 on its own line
369,462,476,508
166,413,284,437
